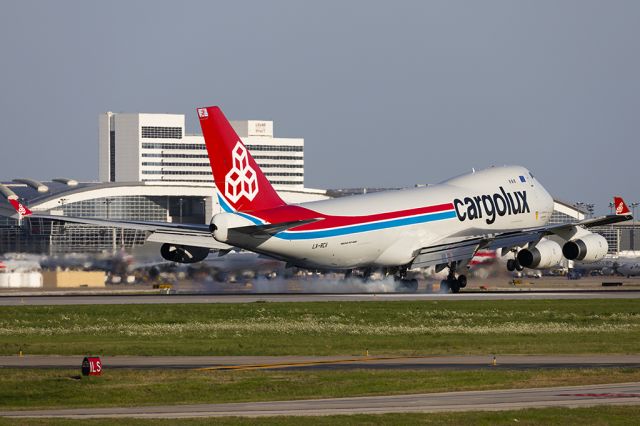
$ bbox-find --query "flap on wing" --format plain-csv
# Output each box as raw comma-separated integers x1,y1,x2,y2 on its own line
482,231,541,251
410,231,542,270
411,239,481,269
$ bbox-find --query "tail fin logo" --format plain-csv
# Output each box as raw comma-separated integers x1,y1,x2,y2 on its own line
197,108,208,119
8,199,32,217
225,142,259,203
614,196,630,215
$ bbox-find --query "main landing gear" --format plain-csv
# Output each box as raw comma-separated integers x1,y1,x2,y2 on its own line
506,258,524,272
388,266,419,292
440,262,467,293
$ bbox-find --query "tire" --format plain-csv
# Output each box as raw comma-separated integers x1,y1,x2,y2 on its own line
457,274,467,289
515,262,524,272
450,280,461,293
398,278,418,292
507,259,516,272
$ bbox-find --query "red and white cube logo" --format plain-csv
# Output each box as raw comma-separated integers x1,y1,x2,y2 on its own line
197,108,208,119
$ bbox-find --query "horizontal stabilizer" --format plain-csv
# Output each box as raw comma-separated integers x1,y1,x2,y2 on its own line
228,218,321,240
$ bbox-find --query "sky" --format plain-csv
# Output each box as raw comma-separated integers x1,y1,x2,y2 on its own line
0,1,638,214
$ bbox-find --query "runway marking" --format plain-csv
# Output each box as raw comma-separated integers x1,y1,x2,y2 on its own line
197,356,429,371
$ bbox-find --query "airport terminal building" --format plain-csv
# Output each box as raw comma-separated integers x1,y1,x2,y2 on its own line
99,112,304,188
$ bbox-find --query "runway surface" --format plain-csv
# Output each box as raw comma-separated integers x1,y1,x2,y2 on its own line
3,354,640,371
2,382,639,418
2,290,640,305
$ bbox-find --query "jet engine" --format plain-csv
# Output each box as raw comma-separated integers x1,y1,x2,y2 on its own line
562,233,608,262
160,244,210,264
516,239,563,269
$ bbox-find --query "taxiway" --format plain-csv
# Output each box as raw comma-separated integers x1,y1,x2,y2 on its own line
2,382,639,418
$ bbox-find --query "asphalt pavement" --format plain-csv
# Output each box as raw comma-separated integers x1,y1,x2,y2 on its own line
3,354,640,371
2,382,639,418
2,290,640,305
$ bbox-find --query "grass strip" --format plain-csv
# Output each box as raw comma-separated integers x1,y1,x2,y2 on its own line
2,406,640,426
1,299,640,356
1,368,640,410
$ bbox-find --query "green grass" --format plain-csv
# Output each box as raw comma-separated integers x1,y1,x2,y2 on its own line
1,368,640,411
2,406,640,425
1,299,640,356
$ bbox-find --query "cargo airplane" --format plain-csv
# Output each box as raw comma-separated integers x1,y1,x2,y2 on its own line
7,106,633,292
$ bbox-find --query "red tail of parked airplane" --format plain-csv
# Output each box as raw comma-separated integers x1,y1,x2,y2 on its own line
614,196,630,215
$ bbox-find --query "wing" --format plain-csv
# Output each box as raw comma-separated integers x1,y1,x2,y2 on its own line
411,202,633,270
18,213,232,250
411,230,542,269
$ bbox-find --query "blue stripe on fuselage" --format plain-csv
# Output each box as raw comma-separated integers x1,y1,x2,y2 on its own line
236,211,265,225
274,210,457,240
217,194,234,213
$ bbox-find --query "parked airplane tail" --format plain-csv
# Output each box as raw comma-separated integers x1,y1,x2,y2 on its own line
614,196,631,215
8,198,32,217
197,106,286,213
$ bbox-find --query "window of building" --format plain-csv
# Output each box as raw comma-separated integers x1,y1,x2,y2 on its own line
245,145,303,152
141,143,206,150
142,162,210,167
142,153,210,159
141,126,183,139
109,131,116,182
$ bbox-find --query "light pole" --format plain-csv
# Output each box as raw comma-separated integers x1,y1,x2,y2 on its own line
609,202,614,215
576,202,595,219
586,203,595,218
631,203,639,252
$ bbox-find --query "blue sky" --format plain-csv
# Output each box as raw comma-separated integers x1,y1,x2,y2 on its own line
1,1,638,213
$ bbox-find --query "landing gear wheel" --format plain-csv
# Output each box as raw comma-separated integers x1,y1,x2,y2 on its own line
398,278,418,292
440,262,465,293
457,274,467,289
507,259,524,272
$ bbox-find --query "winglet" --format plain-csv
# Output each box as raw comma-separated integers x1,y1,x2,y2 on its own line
8,198,32,217
614,196,631,215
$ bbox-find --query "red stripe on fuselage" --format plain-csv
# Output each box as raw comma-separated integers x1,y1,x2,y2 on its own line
247,202,455,231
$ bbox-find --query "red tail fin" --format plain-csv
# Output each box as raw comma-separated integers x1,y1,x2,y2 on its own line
197,106,286,212
9,198,32,217
614,196,630,215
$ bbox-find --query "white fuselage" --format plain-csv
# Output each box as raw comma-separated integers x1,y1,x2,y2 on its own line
213,166,555,270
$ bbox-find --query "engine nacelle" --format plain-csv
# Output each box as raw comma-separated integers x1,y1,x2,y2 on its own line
516,239,563,269
160,244,209,264
562,233,608,262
